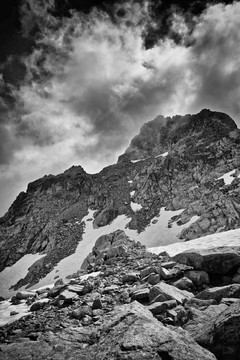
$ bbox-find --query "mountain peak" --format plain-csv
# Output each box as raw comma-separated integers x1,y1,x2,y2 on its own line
118,109,237,162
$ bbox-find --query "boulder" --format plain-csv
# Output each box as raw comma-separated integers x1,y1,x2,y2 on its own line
186,270,210,287
106,245,128,258
92,234,112,255
148,300,177,315
122,272,139,283
161,261,177,269
232,273,240,283
131,288,150,301
149,282,194,304
66,284,85,294
148,273,160,285
185,298,217,309
195,284,240,303
15,291,36,300
93,301,216,359
10,311,19,316
159,267,175,280
30,299,49,312
140,266,161,279
174,277,193,291
58,290,78,301
93,206,118,228
210,300,240,359
183,304,228,346
71,305,92,320
173,247,240,275
92,298,103,310
166,305,189,326
47,285,66,298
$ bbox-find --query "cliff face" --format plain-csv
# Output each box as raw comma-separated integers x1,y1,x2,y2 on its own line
1,109,240,289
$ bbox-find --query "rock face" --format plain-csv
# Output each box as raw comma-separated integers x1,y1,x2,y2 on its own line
2,109,240,288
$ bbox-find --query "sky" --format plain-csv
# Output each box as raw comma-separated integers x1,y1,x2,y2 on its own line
0,0,240,215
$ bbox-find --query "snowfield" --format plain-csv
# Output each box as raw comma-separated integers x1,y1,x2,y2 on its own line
0,300,30,327
0,254,46,299
149,228,240,256
0,208,199,297
0,207,238,301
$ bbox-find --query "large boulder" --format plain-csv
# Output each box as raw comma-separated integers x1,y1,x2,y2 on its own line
173,247,240,275
210,300,240,360
15,291,36,300
149,282,194,304
195,284,240,303
183,304,228,346
90,301,216,360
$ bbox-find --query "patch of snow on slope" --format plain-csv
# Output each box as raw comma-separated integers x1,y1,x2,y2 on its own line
217,169,236,185
131,159,145,163
0,300,30,327
32,208,197,289
130,202,142,212
130,191,135,196
28,211,132,290
80,271,101,281
128,180,133,184
131,208,198,248
155,151,169,158
11,209,200,291
149,228,240,257
0,254,46,299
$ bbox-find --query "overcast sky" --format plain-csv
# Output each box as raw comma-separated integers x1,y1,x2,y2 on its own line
0,0,240,215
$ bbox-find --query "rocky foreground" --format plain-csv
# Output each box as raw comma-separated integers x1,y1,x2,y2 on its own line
1,230,240,359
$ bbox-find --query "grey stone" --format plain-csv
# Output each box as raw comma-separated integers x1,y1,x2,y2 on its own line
149,282,194,304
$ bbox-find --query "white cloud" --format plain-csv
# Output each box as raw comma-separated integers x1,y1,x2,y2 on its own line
1,1,240,215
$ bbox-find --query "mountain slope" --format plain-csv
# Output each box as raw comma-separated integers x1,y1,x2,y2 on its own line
1,108,240,295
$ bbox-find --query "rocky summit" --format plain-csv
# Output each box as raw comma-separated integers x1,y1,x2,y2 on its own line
1,230,240,359
1,108,240,358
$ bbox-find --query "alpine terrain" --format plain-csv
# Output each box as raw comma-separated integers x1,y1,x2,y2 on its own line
1,109,240,359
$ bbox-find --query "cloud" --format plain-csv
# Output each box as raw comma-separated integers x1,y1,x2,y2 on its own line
186,2,240,119
1,0,240,215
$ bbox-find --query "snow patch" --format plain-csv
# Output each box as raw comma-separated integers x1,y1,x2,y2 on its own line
217,169,236,185
130,202,142,212
130,190,135,197
0,300,31,327
128,180,133,184
132,208,184,247
155,151,169,158
149,228,240,257
133,210,199,248
0,254,46,299
27,211,132,290
131,158,145,163
80,271,101,281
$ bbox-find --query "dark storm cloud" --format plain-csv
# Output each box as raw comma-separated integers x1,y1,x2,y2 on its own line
11,1,240,163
